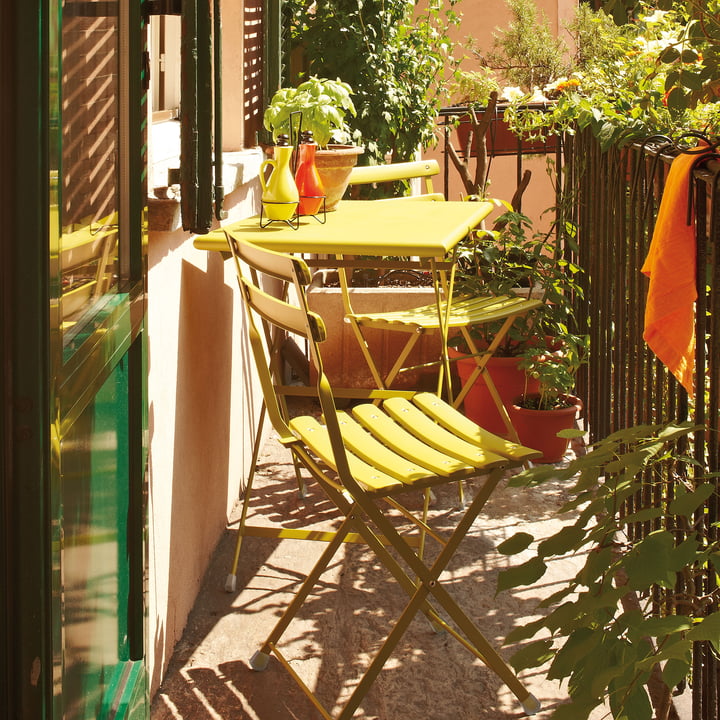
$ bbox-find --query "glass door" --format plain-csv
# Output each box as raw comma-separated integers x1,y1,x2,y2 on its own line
49,0,148,717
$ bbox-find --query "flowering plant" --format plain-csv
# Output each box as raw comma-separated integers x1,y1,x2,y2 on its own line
504,3,720,148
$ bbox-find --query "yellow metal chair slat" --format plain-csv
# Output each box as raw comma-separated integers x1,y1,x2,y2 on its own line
334,411,441,485
223,229,543,719
347,159,441,196
381,395,532,467
289,414,408,493
411,392,540,464
351,402,502,476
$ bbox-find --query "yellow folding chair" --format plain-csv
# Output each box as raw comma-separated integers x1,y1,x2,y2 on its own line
347,158,445,201
342,161,544,438
228,232,542,719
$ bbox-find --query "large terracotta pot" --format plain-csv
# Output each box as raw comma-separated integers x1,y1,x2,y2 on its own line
508,393,583,464
307,271,439,389
449,347,539,436
315,145,364,211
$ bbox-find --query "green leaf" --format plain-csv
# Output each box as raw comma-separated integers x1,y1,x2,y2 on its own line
660,46,680,63
575,585,627,615
544,601,582,633
496,531,534,556
611,681,652,720
663,657,691,691
668,483,716,518
497,556,547,593
686,612,720,651
537,524,587,558
579,545,615,587
623,531,680,590
621,506,664,525
557,428,585,439
548,627,600,681
632,614,693,642
680,70,705,91
538,583,577,609
509,638,555,671
505,616,548,644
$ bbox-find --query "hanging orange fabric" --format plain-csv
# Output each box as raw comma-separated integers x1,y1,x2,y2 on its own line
641,147,706,395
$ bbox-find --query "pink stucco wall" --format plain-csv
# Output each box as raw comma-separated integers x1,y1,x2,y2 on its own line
146,156,265,695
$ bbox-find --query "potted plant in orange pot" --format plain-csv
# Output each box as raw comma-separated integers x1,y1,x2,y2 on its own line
448,210,584,436
508,332,587,463
263,77,363,210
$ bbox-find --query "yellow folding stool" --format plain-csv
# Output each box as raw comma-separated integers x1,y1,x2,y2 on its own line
227,231,543,719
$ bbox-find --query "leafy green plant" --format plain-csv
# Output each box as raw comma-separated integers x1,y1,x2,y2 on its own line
447,68,501,107
601,0,720,111
451,210,584,357
504,4,720,149
263,77,357,148
516,333,586,410
480,0,570,91
497,421,720,720
285,0,461,165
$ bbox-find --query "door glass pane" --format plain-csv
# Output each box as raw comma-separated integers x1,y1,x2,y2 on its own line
61,359,130,720
60,0,121,339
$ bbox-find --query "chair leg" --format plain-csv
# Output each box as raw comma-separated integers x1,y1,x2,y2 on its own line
250,512,355,667
250,468,539,717
340,469,539,717
225,402,267,593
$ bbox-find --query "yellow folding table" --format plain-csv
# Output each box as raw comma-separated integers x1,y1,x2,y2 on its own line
195,199,491,258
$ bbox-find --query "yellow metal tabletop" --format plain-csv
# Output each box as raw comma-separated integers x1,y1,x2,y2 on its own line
193,199,493,257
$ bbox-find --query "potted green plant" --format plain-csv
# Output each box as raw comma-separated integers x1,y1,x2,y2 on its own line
508,332,586,463
263,77,363,210
448,210,584,436
284,0,460,167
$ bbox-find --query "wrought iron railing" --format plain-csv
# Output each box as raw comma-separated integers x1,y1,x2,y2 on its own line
562,129,720,720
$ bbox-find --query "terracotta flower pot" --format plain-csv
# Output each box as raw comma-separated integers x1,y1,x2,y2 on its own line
449,347,540,437
314,144,364,211
508,393,583,464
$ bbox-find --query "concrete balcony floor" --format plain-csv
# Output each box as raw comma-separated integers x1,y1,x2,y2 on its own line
150,400,605,720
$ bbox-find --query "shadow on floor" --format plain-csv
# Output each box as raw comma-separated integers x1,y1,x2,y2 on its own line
151,416,596,720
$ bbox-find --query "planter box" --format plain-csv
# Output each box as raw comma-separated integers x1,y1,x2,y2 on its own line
450,103,558,158
307,271,441,389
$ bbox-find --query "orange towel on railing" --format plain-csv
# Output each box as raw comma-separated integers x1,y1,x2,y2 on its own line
641,148,704,395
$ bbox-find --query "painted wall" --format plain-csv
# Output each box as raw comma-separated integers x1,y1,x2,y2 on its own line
144,0,271,693
146,158,265,694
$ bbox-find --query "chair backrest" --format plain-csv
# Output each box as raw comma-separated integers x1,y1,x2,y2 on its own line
347,159,441,199
224,230,334,444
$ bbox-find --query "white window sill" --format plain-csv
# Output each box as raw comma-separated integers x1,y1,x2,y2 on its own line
148,118,263,232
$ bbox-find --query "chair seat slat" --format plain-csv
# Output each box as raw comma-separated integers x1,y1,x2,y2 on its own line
351,404,481,476
290,415,405,493
335,410,442,484
381,397,508,468
411,392,542,464
349,295,543,331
